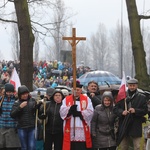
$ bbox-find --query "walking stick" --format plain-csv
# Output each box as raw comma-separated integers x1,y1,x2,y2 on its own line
43,97,46,142
35,91,41,139
73,80,76,137
124,98,127,111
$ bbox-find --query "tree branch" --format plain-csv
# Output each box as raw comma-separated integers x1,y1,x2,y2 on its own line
139,15,150,20
0,18,17,23
0,0,9,8
8,0,14,2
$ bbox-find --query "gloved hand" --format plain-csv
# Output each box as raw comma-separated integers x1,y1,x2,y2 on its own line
73,111,83,120
35,101,43,109
67,105,77,117
39,113,47,120
40,95,45,99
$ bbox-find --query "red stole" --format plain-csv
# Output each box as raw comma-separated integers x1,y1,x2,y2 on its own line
62,94,92,150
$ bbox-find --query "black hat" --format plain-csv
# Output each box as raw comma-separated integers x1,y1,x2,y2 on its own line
46,87,55,96
72,81,83,88
127,78,138,84
5,83,15,92
18,85,29,97
77,81,83,88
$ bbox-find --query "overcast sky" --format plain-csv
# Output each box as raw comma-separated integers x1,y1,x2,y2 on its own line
0,0,150,60
64,0,150,37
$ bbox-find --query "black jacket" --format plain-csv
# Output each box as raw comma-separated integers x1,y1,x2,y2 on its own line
40,99,63,134
87,91,101,108
10,97,36,128
113,90,148,137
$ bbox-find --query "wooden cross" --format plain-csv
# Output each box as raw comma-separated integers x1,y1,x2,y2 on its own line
62,28,86,95
62,28,86,137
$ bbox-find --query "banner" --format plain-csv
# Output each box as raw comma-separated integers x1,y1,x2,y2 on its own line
116,71,126,103
10,68,21,92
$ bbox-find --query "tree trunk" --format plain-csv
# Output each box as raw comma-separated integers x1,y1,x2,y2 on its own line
14,0,34,91
126,0,150,90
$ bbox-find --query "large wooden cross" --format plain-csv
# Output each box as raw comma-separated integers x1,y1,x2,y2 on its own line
62,28,86,96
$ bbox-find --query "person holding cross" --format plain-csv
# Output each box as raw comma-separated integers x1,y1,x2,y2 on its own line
61,28,92,150
60,81,94,150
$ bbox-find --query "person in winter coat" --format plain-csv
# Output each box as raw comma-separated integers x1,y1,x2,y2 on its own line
0,83,21,149
86,81,101,109
10,85,37,150
113,78,148,150
39,90,65,150
91,91,117,150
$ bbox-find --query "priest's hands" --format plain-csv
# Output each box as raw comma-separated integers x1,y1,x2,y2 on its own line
67,105,77,117
67,105,83,120
73,111,83,120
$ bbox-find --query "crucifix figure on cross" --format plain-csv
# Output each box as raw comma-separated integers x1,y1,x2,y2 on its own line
62,28,86,95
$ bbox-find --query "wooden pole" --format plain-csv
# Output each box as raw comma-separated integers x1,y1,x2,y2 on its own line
35,91,40,140
43,97,46,142
71,28,77,102
62,28,86,136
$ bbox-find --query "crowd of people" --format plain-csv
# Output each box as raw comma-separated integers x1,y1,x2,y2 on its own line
0,77,150,150
0,60,150,150
0,60,91,89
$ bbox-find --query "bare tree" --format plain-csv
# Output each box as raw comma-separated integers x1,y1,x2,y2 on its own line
51,0,69,60
11,15,20,61
90,23,108,70
76,42,89,66
33,32,39,62
0,0,72,90
14,0,34,90
143,29,150,75
126,0,150,90
122,26,133,77
45,45,56,61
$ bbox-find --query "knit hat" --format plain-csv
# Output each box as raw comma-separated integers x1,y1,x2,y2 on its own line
5,83,15,92
18,85,29,97
46,87,55,96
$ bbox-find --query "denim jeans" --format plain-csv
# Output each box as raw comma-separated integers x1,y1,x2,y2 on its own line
18,127,36,150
